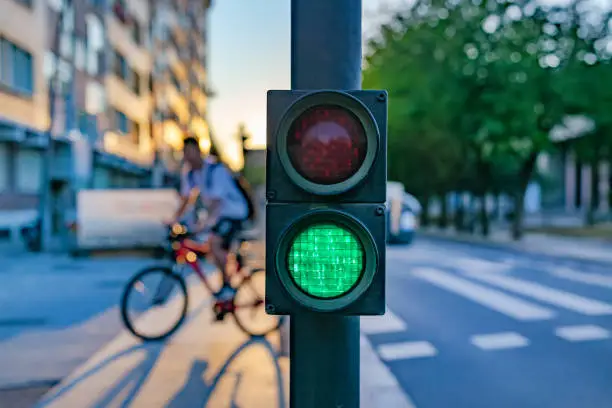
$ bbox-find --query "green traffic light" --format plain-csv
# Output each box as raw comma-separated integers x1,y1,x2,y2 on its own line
287,223,365,298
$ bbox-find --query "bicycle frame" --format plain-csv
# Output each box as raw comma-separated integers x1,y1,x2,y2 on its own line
170,235,252,299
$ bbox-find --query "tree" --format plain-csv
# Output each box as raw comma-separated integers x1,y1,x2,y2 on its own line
363,0,597,239
363,3,468,226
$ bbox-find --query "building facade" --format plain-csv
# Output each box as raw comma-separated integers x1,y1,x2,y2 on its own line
150,0,212,176
0,0,213,248
0,0,49,242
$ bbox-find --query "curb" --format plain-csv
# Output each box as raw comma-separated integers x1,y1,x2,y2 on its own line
418,230,612,267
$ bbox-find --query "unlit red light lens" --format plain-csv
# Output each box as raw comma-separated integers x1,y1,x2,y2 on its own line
287,105,367,185
287,223,364,298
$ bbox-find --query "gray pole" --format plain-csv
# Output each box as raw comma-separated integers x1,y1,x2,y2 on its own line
39,0,70,251
289,1,362,407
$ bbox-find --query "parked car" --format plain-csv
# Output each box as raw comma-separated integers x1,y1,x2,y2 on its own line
387,182,420,245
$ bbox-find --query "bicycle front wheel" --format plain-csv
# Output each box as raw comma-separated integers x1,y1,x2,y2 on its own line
232,268,283,337
121,266,188,341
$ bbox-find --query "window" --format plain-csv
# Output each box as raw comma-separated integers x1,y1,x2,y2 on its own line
131,121,140,144
113,109,141,145
0,144,8,191
113,49,142,95
74,39,86,71
15,149,42,193
115,110,129,133
131,21,142,45
170,71,181,91
132,69,140,95
87,48,100,76
0,38,34,95
113,50,127,79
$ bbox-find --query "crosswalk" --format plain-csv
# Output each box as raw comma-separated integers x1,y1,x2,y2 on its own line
360,261,612,363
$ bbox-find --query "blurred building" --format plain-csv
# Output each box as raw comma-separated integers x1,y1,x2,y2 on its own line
0,0,213,247
0,0,49,244
150,0,212,176
537,115,611,224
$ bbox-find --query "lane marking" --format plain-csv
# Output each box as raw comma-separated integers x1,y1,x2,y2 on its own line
452,258,511,274
377,341,438,361
360,336,418,408
361,309,407,335
465,272,612,316
470,332,530,350
550,268,612,289
555,325,611,342
412,268,555,321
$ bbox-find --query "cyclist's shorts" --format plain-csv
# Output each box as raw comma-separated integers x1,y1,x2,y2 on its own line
211,217,244,250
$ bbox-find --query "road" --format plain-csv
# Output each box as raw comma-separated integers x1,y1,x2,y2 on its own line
361,237,612,408
3,239,612,408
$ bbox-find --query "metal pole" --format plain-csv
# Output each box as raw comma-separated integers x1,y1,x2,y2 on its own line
39,0,70,251
289,1,362,407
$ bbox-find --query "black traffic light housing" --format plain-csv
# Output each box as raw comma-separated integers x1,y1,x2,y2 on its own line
266,90,387,204
265,203,386,315
265,90,387,316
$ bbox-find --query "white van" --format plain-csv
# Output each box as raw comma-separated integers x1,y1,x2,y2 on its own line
387,182,420,244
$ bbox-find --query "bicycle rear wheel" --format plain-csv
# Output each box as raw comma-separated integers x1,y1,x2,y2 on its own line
232,268,283,336
121,266,188,341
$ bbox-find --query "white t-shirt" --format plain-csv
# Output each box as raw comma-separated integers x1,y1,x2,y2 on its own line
180,161,249,222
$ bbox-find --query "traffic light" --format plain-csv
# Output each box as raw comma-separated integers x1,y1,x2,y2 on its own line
265,90,387,315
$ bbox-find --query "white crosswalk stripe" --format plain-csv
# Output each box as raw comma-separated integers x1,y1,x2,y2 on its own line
411,267,555,321
377,341,438,361
464,271,612,316
470,332,530,350
367,264,612,364
550,268,612,289
361,309,407,335
555,325,611,342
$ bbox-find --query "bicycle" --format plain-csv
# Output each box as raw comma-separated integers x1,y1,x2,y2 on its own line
120,223,282,341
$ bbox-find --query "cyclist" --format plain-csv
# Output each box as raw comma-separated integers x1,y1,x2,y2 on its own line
170,137,249,299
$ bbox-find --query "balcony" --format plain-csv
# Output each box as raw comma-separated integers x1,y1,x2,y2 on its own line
106,14,152,73
103,130,154,167
105,75,151,123
165,84,190,125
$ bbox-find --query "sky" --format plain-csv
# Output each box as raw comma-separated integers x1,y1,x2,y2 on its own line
207,0,401,166
206,0,603,166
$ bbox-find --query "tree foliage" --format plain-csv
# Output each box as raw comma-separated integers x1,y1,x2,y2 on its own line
363,0,612,238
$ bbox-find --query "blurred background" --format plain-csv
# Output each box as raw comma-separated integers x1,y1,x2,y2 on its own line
1,0,612,407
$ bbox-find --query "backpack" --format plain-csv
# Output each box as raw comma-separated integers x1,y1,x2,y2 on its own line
199,162,257,222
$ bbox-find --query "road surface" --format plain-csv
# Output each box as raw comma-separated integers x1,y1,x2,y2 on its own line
361,237,612,408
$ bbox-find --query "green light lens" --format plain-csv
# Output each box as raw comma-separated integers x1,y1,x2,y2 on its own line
287,223,364,298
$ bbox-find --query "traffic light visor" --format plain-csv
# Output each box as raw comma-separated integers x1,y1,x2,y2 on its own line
287,222,364,298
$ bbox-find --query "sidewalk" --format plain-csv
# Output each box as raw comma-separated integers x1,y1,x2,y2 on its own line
420,226,612,264
34,281,414,408
0,253,154,392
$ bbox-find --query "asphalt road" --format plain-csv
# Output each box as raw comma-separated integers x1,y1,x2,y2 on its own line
3,238,612,408
361,237,612,408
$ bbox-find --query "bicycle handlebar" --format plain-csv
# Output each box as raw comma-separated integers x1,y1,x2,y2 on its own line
166,223,212,241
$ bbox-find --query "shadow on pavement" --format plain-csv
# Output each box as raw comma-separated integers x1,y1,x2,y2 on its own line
35,303,286,408
34,300,209,408
167,336,287,408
